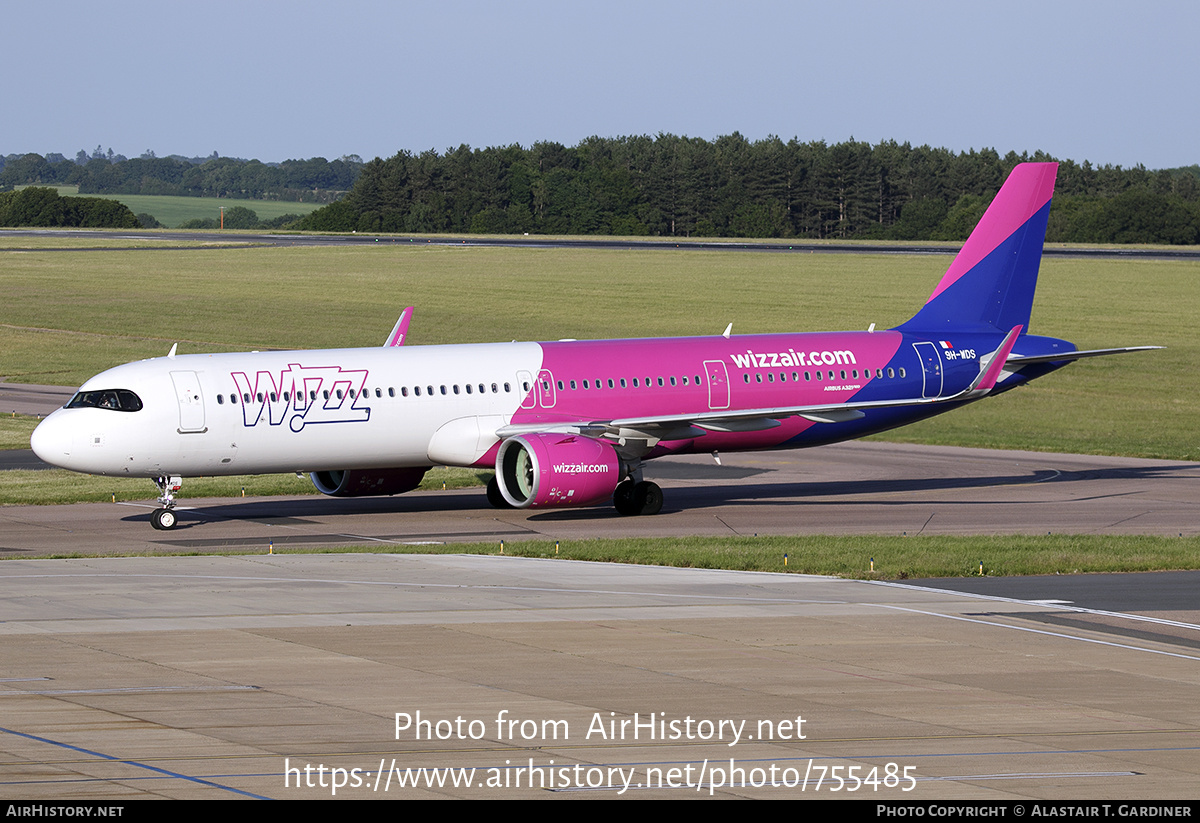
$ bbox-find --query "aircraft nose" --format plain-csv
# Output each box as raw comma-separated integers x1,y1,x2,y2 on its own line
30,413,73,467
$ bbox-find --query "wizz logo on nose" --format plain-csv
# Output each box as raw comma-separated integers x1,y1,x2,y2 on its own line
231,364,370,432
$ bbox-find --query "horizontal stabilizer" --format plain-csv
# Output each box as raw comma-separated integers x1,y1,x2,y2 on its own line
1007,345,1163,367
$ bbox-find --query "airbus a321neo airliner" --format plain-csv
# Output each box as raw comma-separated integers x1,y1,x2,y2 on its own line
31,163,1157,530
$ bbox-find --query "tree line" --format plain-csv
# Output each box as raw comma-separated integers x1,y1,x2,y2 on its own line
0,187,138,228
4,138,1199,242
294,136,1200,244
0,151,362,203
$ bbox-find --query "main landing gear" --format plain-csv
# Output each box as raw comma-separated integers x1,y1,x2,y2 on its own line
150,475,182,530
486,476,514,508
613,479,663,516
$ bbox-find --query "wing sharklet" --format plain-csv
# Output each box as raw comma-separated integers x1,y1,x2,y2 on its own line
964,324,1022,397
383,307,414,347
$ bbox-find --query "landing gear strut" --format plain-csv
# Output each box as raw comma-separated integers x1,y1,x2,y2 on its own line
150,475,182,530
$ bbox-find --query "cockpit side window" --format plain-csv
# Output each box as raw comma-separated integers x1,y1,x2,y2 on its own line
66,389,143,412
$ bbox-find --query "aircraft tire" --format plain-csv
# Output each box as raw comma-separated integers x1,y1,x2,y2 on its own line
486,476,514,508
151,507,177,530
633,481,663,516
613,480,637,516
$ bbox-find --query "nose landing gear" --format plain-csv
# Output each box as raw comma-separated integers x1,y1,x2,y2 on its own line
150,475,182,530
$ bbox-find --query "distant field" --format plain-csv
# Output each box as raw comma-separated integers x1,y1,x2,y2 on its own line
24,185,321,227
0,240,1192,460
0,235,260,250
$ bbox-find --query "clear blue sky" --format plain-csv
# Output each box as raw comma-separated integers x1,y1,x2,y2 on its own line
5,0,1196,169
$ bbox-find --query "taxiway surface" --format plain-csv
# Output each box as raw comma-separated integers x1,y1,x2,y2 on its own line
5,385,1199,800
3,553,1199,800
2,441,1197,558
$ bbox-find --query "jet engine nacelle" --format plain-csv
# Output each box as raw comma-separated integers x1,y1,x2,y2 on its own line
310,467,429,497
496,433,621,508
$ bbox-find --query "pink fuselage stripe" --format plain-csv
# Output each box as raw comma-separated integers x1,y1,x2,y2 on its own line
500,331,903,456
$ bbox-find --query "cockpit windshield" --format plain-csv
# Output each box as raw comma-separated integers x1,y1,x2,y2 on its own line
66,389,143,412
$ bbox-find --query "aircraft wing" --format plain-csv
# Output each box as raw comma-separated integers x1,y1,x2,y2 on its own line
495,390,978,440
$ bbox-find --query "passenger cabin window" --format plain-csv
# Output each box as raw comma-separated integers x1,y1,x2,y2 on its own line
67,389,144,412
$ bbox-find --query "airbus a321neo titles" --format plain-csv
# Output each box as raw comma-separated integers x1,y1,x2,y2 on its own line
32,163,1157,530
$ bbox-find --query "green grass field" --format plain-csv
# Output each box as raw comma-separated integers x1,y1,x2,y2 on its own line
21,185,321,227
1,242,1192,458
2,239,1196,574
0,464,488,505
17,532,1200,580
266,534,1200,579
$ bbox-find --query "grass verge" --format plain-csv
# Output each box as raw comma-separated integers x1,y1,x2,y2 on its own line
18,534,1200,580
0,466,489,505
0,416,39,449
